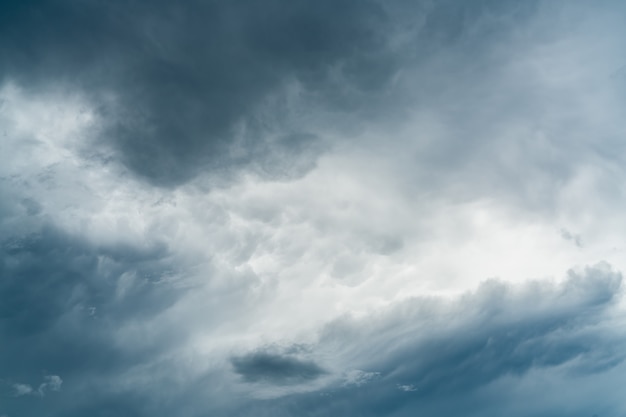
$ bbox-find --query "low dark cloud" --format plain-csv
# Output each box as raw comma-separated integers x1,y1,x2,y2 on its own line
0,218,186,417
0,0,396,186
232,350,326,385
0,0,540,187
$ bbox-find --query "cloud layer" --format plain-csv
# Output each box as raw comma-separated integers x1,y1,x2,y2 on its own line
2,1,626,416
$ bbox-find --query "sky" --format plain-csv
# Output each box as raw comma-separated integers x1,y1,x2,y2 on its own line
1,1,626,416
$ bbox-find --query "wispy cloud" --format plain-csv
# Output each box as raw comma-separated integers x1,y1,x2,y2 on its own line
11,384,33,397
9,375,62,398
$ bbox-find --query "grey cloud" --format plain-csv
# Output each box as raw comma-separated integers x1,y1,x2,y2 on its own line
0,0,541,187
2,233,624,417
232,350,326,385
232,263,625,416
0,226,178,336
561,228,583,247
0,218,187,416
2,1,626,417
0,0,395,186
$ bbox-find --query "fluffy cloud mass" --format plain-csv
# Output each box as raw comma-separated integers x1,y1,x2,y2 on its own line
1,1,626,416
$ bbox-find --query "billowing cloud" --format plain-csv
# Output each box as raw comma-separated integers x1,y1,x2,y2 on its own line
0,0,399,186
2,1,626,416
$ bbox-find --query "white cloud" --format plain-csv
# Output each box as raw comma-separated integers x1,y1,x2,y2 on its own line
343,370,380,387
38,375,62,395
11,383,33,397
8,375,62,398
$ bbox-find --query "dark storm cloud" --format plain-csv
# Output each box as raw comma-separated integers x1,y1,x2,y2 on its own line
232,350,326,385
0,226,175,336
0,0,393,185
0,219,186,417
0,0,539,186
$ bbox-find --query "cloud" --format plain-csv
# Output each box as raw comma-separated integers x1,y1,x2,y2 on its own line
38,375,62,395
0,0,400,186
8,375,62,398
11,384,32,397
343,370,380,387
230,263,626,416
0,216,189,415
231,351,327,385
560,228,583,247
2,1,626,417
0,0,550,188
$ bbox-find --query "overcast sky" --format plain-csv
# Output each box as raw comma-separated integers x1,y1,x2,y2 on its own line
1,1,626,416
